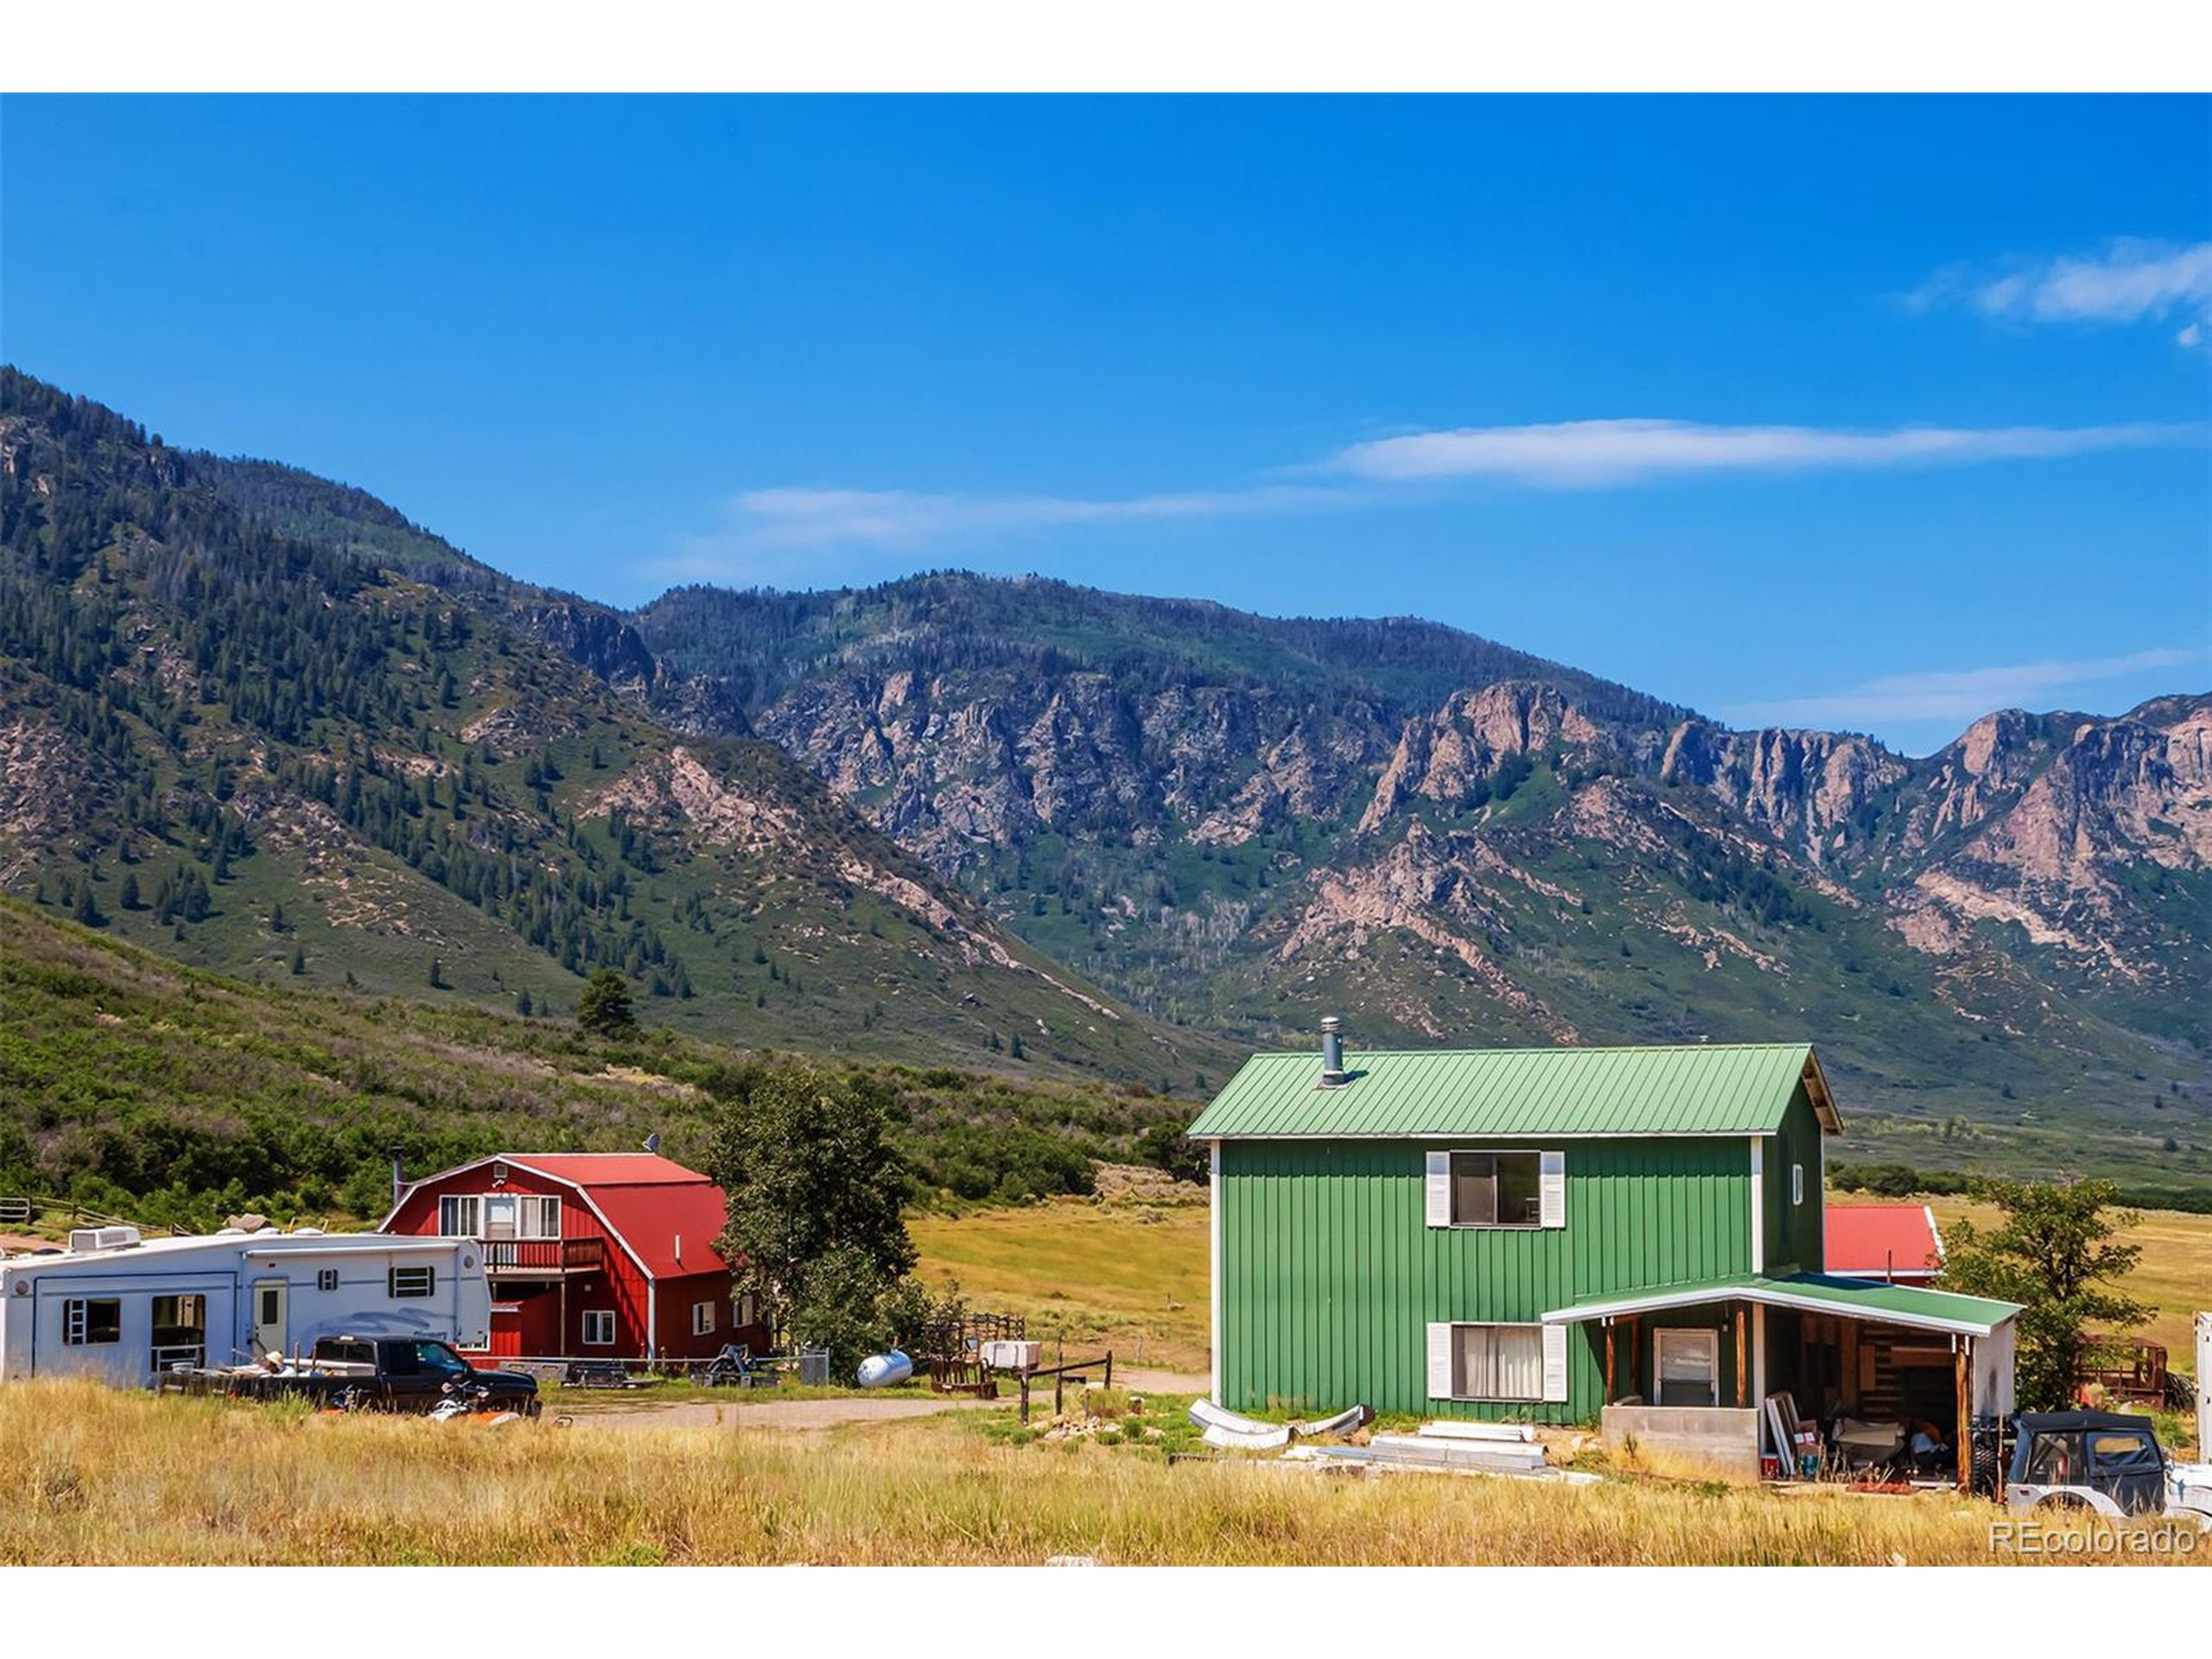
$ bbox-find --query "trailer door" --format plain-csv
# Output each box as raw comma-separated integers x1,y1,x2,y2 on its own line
252,1278,289,1359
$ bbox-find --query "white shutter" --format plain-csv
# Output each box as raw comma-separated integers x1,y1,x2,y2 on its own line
1427,1322,1456,1399
1541,1323,1570,1403
1425,1151,1452,1228
1539,1150,1567,1229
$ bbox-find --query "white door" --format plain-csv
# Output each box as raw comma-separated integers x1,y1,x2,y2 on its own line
251,1278,289,1358
1655,1327,1720,1408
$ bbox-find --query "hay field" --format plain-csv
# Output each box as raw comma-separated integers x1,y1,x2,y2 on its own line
4,1382,2202,1567
910,1196,1211,1370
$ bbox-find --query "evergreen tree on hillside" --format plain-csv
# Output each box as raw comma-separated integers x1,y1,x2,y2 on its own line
575,968,636,1036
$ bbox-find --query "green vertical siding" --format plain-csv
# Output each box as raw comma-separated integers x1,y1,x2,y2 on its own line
1217,1137,1753,1422
1764,1084,1824,1274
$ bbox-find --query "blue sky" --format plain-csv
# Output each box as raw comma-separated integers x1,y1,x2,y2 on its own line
3,94,2206,753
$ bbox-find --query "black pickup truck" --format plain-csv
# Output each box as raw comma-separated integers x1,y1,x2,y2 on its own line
171,1334,541,1416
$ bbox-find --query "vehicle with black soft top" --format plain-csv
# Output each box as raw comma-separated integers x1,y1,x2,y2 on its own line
162,1333,540,1417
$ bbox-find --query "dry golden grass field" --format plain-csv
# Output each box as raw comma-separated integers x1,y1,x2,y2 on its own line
919,1192,2212,1384
3,1382,2204,1567
911,1194,1212,1371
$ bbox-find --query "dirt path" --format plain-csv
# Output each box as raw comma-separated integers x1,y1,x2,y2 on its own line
563,1394,993,1432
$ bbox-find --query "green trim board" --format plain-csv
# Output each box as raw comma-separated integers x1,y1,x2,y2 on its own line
1190,1043,1842,1141
1541,1272,2021,1338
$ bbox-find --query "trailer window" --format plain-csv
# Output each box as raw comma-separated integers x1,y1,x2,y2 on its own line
582,1310,616,1346
388,1265,436,1299
63,1298,122,1345
1449,1153,1541,1227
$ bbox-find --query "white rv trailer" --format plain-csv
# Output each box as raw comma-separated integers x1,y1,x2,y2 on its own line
0,1227,493,1386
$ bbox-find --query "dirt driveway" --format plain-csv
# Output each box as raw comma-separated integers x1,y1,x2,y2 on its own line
563,1394,994,1432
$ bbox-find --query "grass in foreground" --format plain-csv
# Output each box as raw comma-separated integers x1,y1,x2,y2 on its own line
3,1383,2203,1566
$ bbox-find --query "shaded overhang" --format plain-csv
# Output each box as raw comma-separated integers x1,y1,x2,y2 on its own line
1541,1272,2018,1338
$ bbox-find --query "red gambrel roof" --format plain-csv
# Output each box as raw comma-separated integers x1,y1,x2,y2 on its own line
588,1181,731,1280
1824,1203,1944,1280
499,1154,710,1188
389,1152,731,1281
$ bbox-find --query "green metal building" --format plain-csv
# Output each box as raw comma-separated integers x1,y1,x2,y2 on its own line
1189,1029,2019,1455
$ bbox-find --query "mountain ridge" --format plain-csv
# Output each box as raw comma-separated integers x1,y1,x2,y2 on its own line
3,366,2205,1187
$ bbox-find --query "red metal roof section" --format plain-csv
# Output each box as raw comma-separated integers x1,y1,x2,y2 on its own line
501,1153,712,1187
587,1180,731,1278
1823,1203,1943,1278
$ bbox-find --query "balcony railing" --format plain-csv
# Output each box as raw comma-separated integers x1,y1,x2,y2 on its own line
480,1237,603,1276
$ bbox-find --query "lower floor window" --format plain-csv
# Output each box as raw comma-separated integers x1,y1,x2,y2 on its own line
582,1310,616,1346
691,1300,715,1337
734,1293,756,1328
1455,1323,1544,1402
64,1297,123,1345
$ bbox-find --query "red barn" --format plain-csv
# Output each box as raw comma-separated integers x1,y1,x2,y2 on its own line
381,1153,766,1363
1823,1202,1945,1281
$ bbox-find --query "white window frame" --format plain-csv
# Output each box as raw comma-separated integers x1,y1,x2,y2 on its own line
734,1293,756,1328
1431,1320,1560,1403
388,1264,436,1300
581,1309,617,1346
518,1195,562,1239
1441,1148,1547,1229
1792,1163,1806,1206
691,1300,715,1337
438,1195,480,1237
1653,1326,1721,1408
64,1297,123,1346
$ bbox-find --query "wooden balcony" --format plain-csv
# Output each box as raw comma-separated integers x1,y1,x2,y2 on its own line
480,1237,603,1278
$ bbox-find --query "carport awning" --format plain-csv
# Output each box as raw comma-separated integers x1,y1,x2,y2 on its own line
1541,1273,2019,1338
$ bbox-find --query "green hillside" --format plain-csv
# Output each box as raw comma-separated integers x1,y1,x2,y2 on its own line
0,368,1232,1091
0,897,1191,1227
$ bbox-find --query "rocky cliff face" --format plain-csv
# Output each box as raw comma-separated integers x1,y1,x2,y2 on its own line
635,575,2209,1164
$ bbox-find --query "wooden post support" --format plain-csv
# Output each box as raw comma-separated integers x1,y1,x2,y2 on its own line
1020,1370,1033,1425
1629,1319,1640,1400
1955,1339,1974,1495
1604,1322,1618,1403
1734,1307,1748,1408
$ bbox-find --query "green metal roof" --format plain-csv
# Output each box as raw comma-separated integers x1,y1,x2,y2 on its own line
1187,1043,1840,1141
1541,1273,2021,1337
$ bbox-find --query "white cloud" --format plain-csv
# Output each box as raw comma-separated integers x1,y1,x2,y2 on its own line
663,416,2199,571
1329,418,2187,488
1906,238,2212,348
702,482,1351,550
654,481,1359,583
1731,646,2206,732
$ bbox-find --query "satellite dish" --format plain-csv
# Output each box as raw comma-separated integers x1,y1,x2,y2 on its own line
643,1133,662,1155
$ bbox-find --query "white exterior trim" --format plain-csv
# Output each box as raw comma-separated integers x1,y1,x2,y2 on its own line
1748,1136,1765,1274
1544,1283,2012,1338
1752,1302,1767,1404
1209,1139,1223,1402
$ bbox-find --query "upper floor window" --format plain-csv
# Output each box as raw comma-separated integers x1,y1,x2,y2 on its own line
439,1192,561,1238
1427,1148,1567,1230
1450,1152,1541,1227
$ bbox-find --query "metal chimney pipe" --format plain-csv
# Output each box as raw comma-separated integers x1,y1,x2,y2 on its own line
389,1143,405,1212
1320,1016,1346,1087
